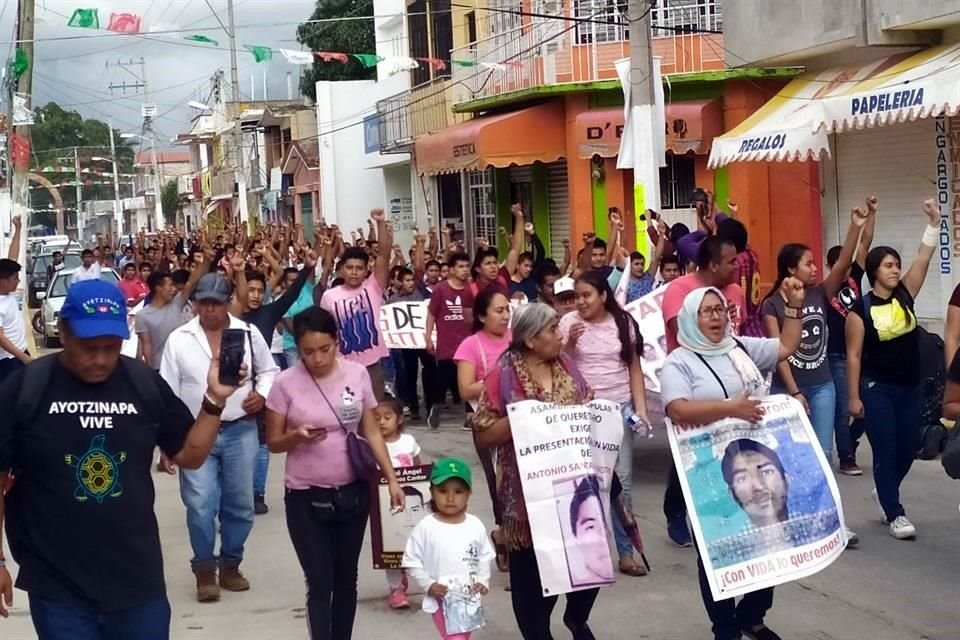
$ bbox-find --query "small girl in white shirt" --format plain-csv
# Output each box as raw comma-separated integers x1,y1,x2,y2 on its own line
375,399,422,609
403,457,495,640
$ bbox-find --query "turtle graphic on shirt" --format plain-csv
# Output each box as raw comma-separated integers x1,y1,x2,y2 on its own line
64,434,127,503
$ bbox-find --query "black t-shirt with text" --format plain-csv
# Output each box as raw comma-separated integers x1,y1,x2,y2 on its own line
849,287,920,385
826,263,865,355
0,359,195,612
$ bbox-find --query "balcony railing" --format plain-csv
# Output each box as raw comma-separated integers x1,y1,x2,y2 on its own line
210,167,236,199
451,0,724,107
377,91,413,153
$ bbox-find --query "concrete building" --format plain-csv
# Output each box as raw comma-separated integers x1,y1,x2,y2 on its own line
714,0,960,321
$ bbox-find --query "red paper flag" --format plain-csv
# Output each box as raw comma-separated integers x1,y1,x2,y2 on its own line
316,51,349,64
107,12,141,34
417,58,447,72
10,133,30,169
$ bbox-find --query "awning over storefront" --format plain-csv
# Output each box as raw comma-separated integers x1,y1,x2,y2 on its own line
709,42,960,168
574,99,723,159
414,103,565,176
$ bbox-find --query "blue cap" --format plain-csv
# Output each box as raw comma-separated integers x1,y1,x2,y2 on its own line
60,279,130,340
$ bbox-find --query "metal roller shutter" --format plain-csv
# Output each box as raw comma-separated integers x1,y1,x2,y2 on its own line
829,120,942,320
547,161,570,262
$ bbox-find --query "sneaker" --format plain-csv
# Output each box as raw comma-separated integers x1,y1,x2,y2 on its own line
844,527,859,548
741,624,782,640
427,406,441,430
666,514,692,547
889,515,916,540
461,422,473,432
871,489,888,524
402,406,411,418
254,493,268,515
838,460,863,476
388,587,410,609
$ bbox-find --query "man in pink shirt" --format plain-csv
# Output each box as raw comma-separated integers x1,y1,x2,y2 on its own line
659,235,745,548
320,208,393,399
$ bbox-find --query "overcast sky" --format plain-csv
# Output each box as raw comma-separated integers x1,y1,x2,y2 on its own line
10,0,319,148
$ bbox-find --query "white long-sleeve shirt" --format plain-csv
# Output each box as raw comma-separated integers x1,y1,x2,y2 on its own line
401,513,494,614
159,314,278,422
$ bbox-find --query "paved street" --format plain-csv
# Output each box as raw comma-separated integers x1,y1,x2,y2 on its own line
3,410,959,640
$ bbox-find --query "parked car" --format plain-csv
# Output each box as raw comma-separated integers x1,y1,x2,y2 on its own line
39,267,120,348
28,252,82,307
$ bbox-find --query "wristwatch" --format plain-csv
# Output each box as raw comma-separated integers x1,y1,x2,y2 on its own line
201,393,225,417
784,305,801,319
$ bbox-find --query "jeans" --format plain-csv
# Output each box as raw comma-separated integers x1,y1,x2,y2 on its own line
827,354,866,463
663,466,686,521
285,483,370,640
29,594,171,640
611,403,635,556
254,444,270,496
435,359,462,405
179,420,258,572
272,353,288,371
508,547,599,640
861,380,922,521
285,346,300,368
696,552,773,640
400,349,438,414
772,380,836,461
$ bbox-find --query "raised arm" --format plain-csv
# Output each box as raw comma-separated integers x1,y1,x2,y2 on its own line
824,205,874,299
6,216,21,262
560,238,572,275
573,234,593,279
646,221,667,277
371,209,393,289
412,231,426,279
606,209,621,265
181,247,212,303
427,227,439,259
505,204,524,276
856,196,878,268
901,199,940,299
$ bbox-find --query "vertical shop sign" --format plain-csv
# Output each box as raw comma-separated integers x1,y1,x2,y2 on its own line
935,115,951,274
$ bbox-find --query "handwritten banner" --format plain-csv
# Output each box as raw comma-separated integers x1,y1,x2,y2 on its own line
667,396,848,600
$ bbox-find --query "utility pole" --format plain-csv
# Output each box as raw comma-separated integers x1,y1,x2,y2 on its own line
626,0,661,256
108,118,123,235
11,0,37,246
73,146,82,238
227,0,251,230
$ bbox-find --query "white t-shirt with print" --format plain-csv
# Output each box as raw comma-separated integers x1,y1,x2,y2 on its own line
402,513,494,614
386,433,421,468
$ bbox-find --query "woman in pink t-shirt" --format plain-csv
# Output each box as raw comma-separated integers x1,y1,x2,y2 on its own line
265,306,404,640
454,287,512,571
558,269,650,577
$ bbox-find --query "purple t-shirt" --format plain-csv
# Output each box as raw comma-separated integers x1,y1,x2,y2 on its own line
320,277,389,367
266,359,377,490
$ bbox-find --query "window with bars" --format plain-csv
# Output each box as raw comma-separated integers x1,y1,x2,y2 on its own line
408,0,431,86
574,0,628,44
659,154,696,210
466,168,497,246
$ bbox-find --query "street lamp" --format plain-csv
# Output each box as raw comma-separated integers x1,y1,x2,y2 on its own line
121,132,164,231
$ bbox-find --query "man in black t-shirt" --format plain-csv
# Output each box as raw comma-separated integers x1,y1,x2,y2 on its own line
0,280,244,639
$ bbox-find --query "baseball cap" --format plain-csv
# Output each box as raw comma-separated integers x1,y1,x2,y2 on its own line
60,279,129,339
430,457,472,489
194,273,231,303
553,276,575,298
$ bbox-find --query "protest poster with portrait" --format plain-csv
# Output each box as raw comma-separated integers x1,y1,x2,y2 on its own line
507,399,623,596
667,395,848,600
370,464,433,569
623,287,668,393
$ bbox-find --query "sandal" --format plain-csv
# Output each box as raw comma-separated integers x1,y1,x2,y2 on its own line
491,530,509,573
618,556,648,577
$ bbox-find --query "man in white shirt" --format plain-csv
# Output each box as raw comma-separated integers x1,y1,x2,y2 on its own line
160,273,278,603
0,215,29,382
71,249,102,284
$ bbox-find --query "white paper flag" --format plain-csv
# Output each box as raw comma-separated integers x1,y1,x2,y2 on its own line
280,49,314,65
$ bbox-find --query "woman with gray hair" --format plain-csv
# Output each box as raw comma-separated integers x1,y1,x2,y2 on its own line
473,302,600,639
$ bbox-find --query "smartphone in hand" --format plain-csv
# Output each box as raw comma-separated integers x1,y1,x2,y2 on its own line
219,328,246,386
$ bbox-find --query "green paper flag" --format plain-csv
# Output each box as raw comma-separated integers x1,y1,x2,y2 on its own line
185,34,219,46
244,45,273,63
67,8,99,29
351,54,383,68
9,48,28,81
451,59,477,67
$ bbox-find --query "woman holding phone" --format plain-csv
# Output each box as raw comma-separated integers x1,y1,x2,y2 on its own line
265,306,404,640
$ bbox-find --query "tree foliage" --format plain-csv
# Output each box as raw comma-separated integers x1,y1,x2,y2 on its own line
297,0,376,99
161,180,179,226
29,102,136,229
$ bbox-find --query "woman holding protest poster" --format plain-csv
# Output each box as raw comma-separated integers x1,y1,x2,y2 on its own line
660,281,804,640
559,269,650,577
455,287,513,572
846,199,939,541
473,303,601,640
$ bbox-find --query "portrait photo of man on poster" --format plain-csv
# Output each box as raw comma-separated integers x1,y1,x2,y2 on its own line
555,475,616,589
